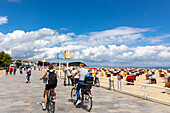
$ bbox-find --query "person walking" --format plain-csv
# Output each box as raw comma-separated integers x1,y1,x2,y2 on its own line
6,67,9,75
64,66,72,86
19,66,23,74
26,66,31,83
9,67,13,75
13,66,17,75
71,68,78,86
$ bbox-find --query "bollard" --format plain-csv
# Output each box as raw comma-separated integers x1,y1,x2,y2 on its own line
109,77,114,90
112,78,115,91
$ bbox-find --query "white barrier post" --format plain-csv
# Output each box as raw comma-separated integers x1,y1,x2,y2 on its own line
144,85,147,100
125,81,127,92
59,59,61,78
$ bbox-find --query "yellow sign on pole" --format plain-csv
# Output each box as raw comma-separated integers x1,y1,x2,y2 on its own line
42,59,45,62
64,50,71,59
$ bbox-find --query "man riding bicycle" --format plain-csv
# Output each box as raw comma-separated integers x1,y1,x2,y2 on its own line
71,63,88,105
40,64,57,111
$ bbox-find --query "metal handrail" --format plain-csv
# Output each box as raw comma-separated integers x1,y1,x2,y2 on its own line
99,77,170,104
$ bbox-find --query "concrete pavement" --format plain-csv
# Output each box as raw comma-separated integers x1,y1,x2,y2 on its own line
0,70,169,113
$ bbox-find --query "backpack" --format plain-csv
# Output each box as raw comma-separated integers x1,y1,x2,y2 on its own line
48,70,57,86
28,70,31,75
27,69,31,75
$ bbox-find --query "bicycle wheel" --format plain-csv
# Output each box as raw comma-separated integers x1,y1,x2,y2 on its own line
47,101,55,113
71,87,77,104
96,79,100,87
83,93,92,112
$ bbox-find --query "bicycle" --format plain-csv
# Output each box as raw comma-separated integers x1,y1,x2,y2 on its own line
71,77,93,112
94,76,100,87
71,78,79,103
41,78,56,113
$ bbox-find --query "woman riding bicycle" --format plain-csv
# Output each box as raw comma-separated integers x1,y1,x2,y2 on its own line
40,64,57,111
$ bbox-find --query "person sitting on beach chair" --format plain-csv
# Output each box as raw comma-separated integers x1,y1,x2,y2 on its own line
165,74,170,83
147,72,152,80
161,71,165,77
150,75,157,84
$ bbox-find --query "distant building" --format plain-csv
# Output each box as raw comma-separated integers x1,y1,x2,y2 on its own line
69,62,87,67
21,60,33,66
12,60,18,64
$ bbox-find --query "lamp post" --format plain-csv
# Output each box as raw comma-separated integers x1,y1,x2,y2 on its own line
57,53,64,78
42,59,45,71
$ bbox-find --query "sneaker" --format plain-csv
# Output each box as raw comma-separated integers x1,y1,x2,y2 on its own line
75,100,81,106
41,102,44,107
42,106,46,111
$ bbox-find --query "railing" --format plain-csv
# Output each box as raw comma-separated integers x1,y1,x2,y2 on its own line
99,77,170,106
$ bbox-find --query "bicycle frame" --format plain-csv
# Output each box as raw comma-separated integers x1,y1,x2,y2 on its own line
80,85,92,101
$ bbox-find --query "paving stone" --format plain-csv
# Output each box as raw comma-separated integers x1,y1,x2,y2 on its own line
0,70,169,113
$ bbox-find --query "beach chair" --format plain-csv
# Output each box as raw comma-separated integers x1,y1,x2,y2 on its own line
145,74,149,80
165,82,170,94
168,77,170,82
126,76,135,85
150,79,157,84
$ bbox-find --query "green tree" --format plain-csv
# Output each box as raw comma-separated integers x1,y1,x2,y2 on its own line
38,61,50,66
0,51,12,67
16,62,22,67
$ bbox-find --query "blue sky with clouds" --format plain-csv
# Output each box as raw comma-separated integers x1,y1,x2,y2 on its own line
0,0,170,67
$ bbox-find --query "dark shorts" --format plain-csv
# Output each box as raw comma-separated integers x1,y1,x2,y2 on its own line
73,78,79,84
45,84,57,90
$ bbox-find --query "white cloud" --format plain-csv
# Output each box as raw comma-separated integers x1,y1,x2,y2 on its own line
7,0,21,2
0,16,8,25
150,34,170,44
1,27,170,67
60,27,68,31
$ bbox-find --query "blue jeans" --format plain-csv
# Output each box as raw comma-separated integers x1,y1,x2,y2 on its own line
27,75,31,81
76,81,84,100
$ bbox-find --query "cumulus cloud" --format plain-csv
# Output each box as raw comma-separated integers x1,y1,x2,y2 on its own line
0,16,8,25
0,26,170,67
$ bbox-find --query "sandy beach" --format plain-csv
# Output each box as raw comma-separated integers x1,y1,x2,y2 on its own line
97,69,170,104
0,70,5,77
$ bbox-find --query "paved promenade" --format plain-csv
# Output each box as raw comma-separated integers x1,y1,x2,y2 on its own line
0,70,169,113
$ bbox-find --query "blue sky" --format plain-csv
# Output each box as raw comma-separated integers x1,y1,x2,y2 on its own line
1,0,170,67
1,0,170,35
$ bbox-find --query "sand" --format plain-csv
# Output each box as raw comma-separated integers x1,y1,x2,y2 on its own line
0,70,5,77
97,70,170,103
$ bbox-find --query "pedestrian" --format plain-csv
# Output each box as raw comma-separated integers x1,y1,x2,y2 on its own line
9,67,13,75
13,66,17,75
26,66,31,83
71,68,78,86
64,66,72,86
19,66,23,74
6,67,9,75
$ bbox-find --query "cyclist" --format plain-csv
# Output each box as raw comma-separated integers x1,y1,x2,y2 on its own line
40,64,57,111
71,63,88,105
